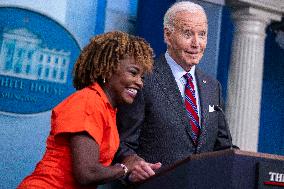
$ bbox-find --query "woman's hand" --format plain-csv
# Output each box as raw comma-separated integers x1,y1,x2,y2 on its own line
128,161,161,183
122,154,162,183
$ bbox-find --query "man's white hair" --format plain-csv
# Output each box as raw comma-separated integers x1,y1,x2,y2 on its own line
163,1,207,31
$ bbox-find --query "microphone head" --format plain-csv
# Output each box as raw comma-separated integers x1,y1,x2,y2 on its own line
214,105,222,111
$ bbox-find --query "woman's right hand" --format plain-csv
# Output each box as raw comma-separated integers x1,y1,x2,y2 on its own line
128,161,161,183
122,154,162,183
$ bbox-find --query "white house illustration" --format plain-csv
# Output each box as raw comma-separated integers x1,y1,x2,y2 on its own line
0,28,71,83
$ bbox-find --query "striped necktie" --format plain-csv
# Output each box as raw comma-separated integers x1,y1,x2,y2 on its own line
184,73,200,144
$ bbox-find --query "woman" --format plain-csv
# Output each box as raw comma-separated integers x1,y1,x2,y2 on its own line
18,31,155,189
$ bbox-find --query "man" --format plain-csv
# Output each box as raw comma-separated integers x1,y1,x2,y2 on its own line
116,1,233,182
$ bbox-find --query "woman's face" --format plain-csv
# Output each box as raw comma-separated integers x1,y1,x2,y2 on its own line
106,56,144,106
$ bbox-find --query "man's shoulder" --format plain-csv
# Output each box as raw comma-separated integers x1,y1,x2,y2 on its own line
144,54,167,78
195,67,220,84
195,67,221,89
154,54,166,65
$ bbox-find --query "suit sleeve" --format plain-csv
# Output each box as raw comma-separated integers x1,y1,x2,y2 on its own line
213,81,233,150
114,90,145,162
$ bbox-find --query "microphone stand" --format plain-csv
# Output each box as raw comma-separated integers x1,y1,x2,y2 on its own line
214,105,234,150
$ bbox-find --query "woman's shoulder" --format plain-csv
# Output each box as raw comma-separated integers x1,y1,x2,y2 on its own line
53,85,103,114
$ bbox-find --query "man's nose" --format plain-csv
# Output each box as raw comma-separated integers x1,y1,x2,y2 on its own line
191,34,199,47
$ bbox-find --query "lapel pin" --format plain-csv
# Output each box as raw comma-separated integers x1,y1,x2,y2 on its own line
202,80,206,84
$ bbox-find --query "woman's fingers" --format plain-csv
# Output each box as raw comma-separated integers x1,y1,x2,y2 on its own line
128,161,162,182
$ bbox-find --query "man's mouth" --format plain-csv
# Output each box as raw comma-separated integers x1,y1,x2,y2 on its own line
186,50,199,54
185,51,199,58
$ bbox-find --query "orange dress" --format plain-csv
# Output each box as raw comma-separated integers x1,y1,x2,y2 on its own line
18,83,119,189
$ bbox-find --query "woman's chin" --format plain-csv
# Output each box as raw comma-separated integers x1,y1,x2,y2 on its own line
122,96,135,104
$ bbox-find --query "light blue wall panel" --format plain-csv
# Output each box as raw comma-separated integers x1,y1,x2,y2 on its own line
0,1,138,189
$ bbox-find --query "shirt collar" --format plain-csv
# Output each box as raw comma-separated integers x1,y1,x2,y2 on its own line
90,82,117,111
165,51,196,81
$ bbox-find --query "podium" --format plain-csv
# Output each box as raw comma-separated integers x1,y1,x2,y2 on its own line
135,149,284,189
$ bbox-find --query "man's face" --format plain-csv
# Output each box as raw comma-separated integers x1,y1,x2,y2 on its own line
164,10,208,72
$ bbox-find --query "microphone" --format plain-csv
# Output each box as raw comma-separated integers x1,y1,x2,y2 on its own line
214,105,233,150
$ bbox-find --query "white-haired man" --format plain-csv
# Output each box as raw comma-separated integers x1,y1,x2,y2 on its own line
116,1,234,183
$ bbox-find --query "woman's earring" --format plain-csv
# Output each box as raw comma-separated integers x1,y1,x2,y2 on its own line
103,78,106,83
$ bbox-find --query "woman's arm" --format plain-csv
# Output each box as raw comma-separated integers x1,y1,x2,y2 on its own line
70,132,126,186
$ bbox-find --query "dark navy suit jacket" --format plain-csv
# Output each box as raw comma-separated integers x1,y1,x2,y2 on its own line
116,55,232,166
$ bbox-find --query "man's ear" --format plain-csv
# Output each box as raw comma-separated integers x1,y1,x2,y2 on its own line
164,27,171,45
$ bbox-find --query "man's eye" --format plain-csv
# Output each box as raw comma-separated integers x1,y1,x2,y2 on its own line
184,32,192,38
199,31,206,36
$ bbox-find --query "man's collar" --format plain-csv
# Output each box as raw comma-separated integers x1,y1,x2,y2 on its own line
165,51,196,80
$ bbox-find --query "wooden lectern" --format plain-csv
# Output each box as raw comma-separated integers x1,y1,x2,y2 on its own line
134,149,284,189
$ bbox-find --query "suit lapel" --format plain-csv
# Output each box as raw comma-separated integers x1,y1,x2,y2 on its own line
153,56,194,143
195,68,211,151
